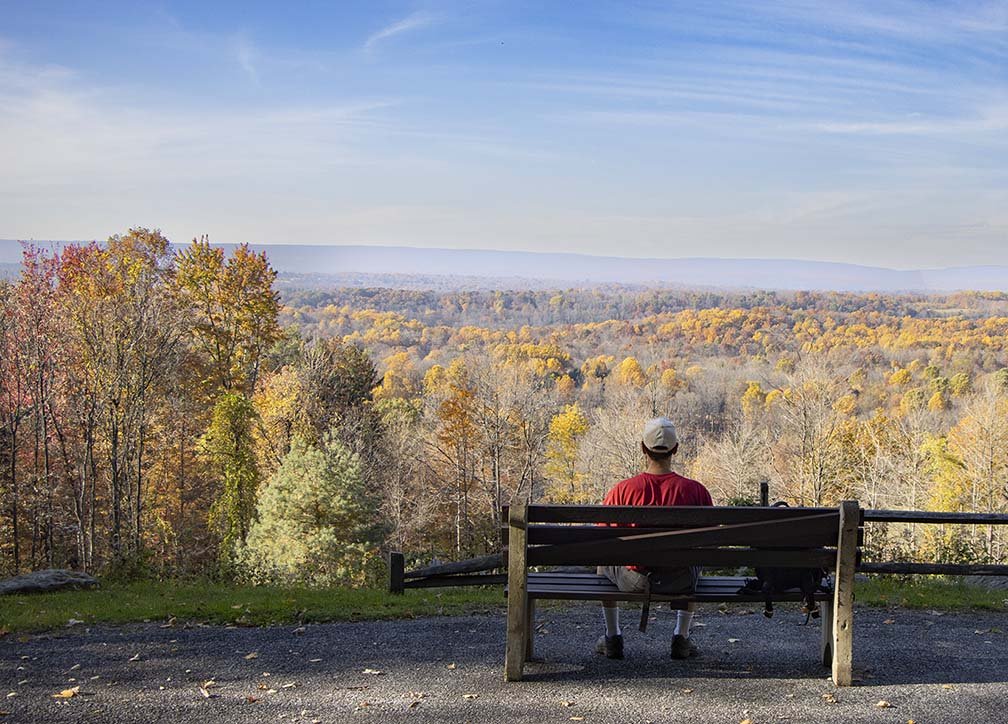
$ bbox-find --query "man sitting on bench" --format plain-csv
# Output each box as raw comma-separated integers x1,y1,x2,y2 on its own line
597,417,714,660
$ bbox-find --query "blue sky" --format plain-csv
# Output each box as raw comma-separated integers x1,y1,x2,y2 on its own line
1,1,1006,268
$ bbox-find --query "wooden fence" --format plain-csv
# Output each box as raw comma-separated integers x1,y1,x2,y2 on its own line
390,503,1008,592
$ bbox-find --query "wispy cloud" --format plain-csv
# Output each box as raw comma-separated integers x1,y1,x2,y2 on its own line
233,35,259,85
363,12,434,52
813,105,1008,136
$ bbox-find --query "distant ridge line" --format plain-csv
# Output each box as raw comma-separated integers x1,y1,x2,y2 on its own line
1,239,1006,293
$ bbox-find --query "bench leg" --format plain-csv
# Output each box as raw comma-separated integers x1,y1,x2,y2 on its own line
504,498,529,682
832,501,858,686
820,597,833,668
525,598,536,661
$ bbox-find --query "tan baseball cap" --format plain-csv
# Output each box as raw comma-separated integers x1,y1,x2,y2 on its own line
642,417,678,453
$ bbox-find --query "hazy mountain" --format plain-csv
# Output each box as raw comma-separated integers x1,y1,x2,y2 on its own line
2,240,1005,292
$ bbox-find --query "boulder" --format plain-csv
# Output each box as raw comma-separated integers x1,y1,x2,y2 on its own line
0,569,99,595
968,575,1008,591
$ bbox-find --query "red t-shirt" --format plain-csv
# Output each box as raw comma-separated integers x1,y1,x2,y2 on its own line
603,471,713,572
603,471,713,508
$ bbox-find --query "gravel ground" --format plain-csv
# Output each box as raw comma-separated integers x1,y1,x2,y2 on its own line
1,603,1006,723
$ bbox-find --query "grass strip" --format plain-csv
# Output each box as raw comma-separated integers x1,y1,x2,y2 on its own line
855,575,1007,610
0,576,1003,635
0,580,501,634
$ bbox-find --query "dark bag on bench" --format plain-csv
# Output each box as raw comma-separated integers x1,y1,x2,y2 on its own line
738,502,830,620
741,564,827,620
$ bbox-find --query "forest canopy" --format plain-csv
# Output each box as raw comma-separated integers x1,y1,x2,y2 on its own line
2,231,1007,583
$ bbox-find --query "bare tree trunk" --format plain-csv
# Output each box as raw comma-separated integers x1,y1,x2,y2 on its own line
9,423,19,573
110,412,121,557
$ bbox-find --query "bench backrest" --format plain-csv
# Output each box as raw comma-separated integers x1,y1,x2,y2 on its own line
503,503,863,570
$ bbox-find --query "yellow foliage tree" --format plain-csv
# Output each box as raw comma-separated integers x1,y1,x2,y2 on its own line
888,368,912,386
614,356,647,387
660,367,685,392
740,381,766,417
927,391,949,412
544,404,590,502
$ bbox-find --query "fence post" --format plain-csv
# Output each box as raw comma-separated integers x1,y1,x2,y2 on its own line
832,500,859,686
504,497,529,681
759,480,769,507
388,551,405,595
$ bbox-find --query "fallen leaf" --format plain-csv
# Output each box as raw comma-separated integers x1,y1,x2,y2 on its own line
200,688,217,699
446,662,457,670
728,638,740,643
876,700,892,708
202,680,216,689
128,654,140,662
742,719,753,724
822,693,838,704
66,619,84,627
245,696,258,703
570,718,584,722
942,684,955,690
409,701,421,709
281,682,297,689
682,688,693,694
883,619,895,625
244,652,259,660
53,686,80,699
308,658,322,663
361,668,384,676
68,664,80,672
561,701,575,707
462,693,478,700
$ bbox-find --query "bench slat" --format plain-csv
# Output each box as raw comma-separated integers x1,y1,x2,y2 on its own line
509,504,855,526
507,525,864,547
522,573,829,603
528,546,836,568
526,513,840,553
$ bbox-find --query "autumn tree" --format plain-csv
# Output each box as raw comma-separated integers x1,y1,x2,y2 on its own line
199,392,261,567
544,403,590,502
174,237,280,395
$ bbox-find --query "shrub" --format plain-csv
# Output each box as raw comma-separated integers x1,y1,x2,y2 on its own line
237,434,382,586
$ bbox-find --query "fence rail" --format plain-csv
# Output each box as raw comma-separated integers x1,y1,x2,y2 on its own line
859,562,1008,576
390,503,1008,593
864,509,1008,525
861,507,1008,576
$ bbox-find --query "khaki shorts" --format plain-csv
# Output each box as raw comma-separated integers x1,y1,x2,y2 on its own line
598,565,699,610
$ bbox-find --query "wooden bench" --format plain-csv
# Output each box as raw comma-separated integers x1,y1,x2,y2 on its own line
503,499,862,685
